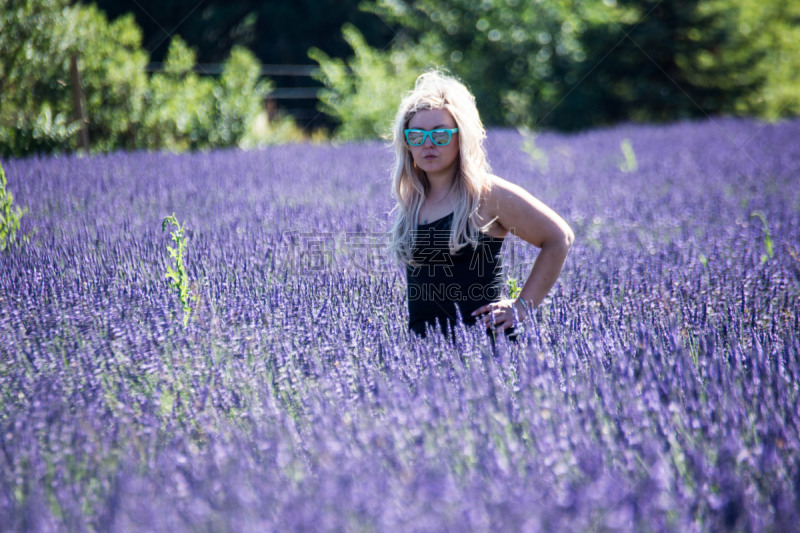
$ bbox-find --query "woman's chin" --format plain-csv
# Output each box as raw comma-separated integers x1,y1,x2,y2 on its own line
417,160,456,177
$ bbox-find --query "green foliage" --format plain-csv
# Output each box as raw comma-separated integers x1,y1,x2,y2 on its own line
213,46,271,146
734,0,800,118
162,214,192,326
583,0,769,126
356,0,798,132
309,23,445,141
506,277,522,299
5,0,797,151
750,211,774,263
0,0,301,156
0,0,79,155
0,162,28,251
72,6,150,152
142,36,215,151
0,1,151,154
144,38,303,150
364,0,623,128
618,139,638,173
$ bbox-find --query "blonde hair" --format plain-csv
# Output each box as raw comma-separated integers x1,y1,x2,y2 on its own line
387,70,493,266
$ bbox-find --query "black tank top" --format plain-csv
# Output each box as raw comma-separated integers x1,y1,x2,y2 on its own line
407,212,506,336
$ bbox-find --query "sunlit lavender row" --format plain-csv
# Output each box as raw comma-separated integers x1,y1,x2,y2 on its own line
1,116,799,531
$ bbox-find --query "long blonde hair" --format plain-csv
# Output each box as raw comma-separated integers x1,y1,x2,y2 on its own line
387,70,493,266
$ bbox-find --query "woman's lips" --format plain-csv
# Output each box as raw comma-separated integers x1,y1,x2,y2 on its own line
424,154,436,159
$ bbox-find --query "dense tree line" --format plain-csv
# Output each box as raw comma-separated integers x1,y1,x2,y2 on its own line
328,0,798,137
91,0,799,133
0,0,301,157
1,0,797,154
88,0,396,66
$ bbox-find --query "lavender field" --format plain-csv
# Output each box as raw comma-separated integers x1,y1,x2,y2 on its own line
1,117,800,532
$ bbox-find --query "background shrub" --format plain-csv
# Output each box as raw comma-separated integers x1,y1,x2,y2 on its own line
0,0,301,157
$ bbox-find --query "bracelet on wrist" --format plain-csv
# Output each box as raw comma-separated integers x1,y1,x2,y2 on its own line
516,297,530,319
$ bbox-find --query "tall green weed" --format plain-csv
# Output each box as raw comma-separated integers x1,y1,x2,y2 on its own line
0,162,28,251
162,214,192,326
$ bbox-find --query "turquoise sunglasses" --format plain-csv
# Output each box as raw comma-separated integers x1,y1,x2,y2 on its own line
404,128,459,146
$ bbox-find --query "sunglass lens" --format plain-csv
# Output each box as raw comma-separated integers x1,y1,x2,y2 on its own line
431,130,449,145
407,131,425,145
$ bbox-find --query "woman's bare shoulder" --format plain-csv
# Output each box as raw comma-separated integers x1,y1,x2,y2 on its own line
482,174,527,215
482,173,574,247
474,174,517,235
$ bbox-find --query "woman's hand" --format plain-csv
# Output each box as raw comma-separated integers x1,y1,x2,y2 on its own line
471,298,528,331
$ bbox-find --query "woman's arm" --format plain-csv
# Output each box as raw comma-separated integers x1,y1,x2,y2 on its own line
472,175,574,330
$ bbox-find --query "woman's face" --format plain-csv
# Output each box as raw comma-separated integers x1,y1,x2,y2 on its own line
406,108,460,182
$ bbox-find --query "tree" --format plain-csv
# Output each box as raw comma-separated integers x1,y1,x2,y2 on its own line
363,0,625,129
0,0,81,156
359,0,791,132
554,0,768,130
0,0,300,156
733,0,800,119
309,24,446,141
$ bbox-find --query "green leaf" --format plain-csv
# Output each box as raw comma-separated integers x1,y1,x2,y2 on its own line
750,211,774,260
618,138,638,173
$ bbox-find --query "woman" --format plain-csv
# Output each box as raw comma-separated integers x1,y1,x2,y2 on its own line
387,70,574,341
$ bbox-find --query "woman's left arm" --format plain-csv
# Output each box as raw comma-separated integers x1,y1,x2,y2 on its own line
472,176,574,330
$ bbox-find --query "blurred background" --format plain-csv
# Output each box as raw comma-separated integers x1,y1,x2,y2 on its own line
1,0,798,157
